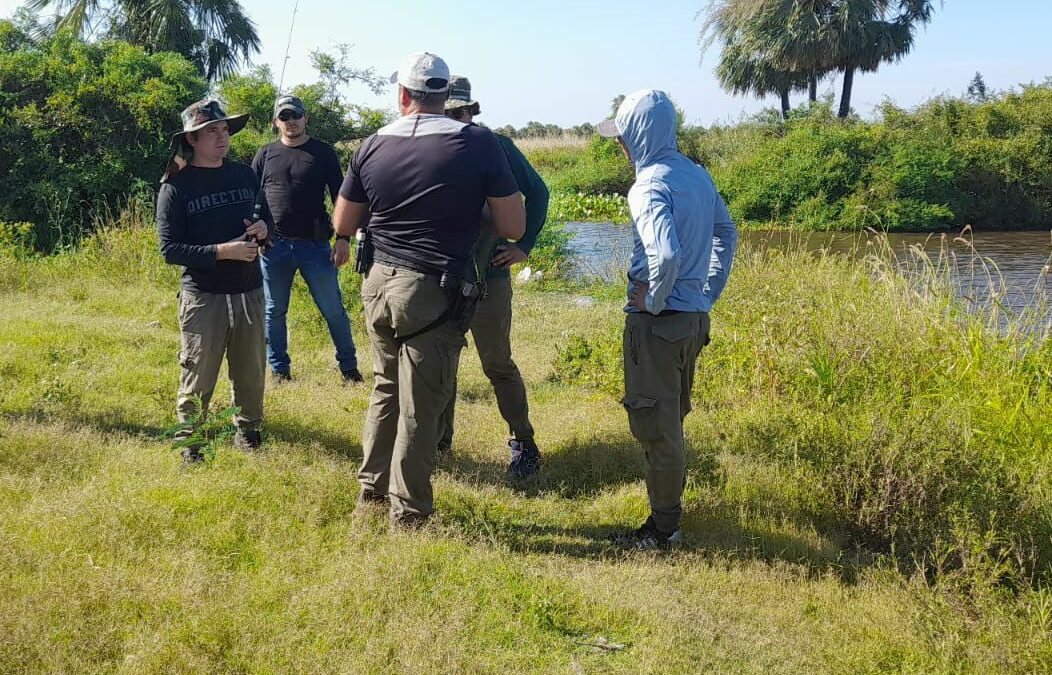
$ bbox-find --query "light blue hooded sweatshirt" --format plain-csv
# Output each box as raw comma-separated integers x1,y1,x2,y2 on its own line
615,90,738,315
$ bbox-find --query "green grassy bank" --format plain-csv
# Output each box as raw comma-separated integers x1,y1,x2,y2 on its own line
0,222,1049,673
520,84,1052,232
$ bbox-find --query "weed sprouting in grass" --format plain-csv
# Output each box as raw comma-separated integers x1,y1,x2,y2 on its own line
162,399,241,463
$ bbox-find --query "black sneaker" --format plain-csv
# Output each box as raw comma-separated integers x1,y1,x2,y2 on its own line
341,368,364,384
508,438,541,480
611,516,682,550
272,370,292,383
234,427,262,451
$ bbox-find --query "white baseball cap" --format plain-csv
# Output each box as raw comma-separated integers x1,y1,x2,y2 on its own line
389,52,450,93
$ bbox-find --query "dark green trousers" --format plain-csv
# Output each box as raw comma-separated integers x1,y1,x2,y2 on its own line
622,311,710,533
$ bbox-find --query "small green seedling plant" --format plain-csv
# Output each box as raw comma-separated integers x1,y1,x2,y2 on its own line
161,398,240,463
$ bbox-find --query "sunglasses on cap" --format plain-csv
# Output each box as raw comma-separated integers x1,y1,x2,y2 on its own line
278,110,304,121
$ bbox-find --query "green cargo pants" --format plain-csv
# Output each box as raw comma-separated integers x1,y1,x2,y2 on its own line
358,264,467,522
622,311,710,533
176,288,266,432
439,274,535,447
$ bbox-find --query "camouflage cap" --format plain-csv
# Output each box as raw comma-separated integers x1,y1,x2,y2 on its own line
444,75,478,111
170,99,249,147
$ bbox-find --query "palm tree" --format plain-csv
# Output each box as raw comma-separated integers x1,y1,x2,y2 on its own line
26,0,259,81
715,33,811,119
702,0,834,115
703,0,936,118
823,0,929,117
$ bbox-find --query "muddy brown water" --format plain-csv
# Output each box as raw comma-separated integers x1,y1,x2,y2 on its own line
565,223,1052,325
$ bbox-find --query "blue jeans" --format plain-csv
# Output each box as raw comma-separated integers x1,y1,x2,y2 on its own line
261,237,357,374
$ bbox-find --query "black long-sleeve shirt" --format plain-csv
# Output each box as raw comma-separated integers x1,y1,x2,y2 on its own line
251,138,343,240
156,161,263,294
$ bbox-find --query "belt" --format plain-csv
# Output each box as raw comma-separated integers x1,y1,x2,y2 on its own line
373,252,444,278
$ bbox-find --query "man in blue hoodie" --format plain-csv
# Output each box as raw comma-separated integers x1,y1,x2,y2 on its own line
598,90,738,549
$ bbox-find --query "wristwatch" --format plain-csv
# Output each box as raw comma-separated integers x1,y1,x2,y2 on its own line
335,234,351,242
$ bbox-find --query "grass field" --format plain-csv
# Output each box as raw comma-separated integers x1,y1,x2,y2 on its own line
0,223,1049,673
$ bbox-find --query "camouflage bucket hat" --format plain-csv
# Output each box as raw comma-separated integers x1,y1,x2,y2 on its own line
170,99,249,148
444,75,479,112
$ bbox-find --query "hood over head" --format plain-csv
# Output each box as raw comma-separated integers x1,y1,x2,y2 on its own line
598,89,677,167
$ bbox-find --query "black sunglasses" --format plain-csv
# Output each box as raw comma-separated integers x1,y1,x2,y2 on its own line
278,110,304,121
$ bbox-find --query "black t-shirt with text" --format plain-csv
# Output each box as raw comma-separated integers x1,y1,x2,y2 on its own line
156,161,263,294
251,137,343,240
340,114,519,276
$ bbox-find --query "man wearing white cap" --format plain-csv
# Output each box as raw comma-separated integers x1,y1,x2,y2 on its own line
333,52,526,529
598,90,738,549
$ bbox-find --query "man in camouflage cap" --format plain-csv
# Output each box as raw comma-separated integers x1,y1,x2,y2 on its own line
442,76,550,480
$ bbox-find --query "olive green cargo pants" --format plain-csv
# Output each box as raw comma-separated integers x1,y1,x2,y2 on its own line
622,311,710,533
439,274,535,447
358,264,467,522
176,288,266,432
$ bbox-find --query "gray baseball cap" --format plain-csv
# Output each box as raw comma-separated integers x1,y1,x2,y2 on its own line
389,52,450,93
444,75,478,110
274,95,306,116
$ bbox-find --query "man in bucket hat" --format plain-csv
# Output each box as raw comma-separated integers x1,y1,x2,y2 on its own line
333,52,525,529
252,95,363,385
441,75,550,480
599,90,738,549
157,98,270,463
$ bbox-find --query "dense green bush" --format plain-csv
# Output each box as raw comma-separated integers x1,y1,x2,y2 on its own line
524,135,635,195
0,23,206,251
530,86,1052,231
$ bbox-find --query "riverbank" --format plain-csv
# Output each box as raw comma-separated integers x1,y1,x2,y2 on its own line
519,84,1052,233
0,221,1049,672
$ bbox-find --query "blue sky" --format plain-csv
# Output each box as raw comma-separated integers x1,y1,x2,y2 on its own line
4,0,1051,128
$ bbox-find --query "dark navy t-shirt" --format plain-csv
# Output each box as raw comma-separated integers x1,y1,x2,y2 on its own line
340,114,518,275
156,162,263,294
251,137,343,240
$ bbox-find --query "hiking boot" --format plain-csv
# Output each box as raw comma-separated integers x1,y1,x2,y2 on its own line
180,445,205,465
272,369,292,383
341,368,364,384
389,510,432,533
353,490,388,517
611,516,682,551
233,427,263,451
507,438,541,480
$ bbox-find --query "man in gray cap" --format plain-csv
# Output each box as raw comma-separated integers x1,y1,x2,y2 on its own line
252,95,362,385
598,90,737,549
157,99,269,462
441,75,549,480
333,52,525,528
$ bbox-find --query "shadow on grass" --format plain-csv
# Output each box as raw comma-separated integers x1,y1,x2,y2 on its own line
264,416,362,462
442,502,869,584
2,408,166,440
440,433,649,498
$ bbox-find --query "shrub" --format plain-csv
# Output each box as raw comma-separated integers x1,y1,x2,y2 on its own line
0,24,207,251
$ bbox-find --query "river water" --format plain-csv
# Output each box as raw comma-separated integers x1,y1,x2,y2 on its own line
565,223,1052,325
